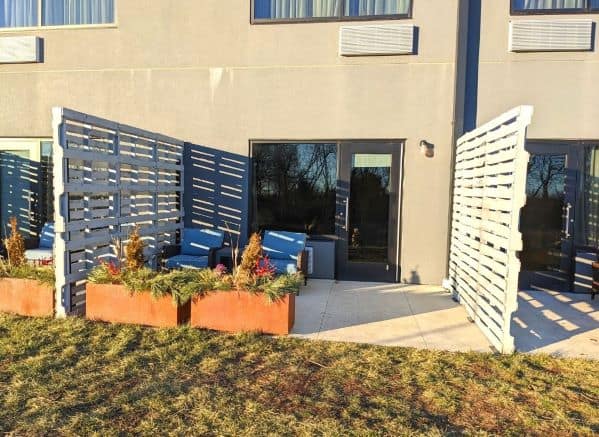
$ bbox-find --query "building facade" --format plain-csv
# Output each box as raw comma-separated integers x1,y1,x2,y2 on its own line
475,1,599,293
1,0,598,290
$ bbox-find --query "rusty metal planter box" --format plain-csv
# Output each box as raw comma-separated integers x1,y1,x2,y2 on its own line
0,278,54,317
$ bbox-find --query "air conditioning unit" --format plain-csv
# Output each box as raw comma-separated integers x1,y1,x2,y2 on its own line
509,19,594,52
0,36,43,63
339,24,416,56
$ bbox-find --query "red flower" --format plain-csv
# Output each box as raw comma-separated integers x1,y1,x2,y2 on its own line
101,260,121,276
255,256,275,279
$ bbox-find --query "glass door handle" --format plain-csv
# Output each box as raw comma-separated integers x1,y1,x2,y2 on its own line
564,202,572,239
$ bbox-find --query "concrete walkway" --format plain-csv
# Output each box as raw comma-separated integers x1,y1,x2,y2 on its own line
291,280,493,353
514,290,599,359
292,280,599,358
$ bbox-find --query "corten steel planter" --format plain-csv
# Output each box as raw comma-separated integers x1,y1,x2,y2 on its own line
0,278,54,317
190,291,295,335
86,283,190,328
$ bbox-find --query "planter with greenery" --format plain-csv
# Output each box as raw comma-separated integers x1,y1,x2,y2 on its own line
188,233,301,335
86,226,190,328
0,218,55,317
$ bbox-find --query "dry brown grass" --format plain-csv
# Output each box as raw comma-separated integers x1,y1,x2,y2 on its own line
0,314,597,435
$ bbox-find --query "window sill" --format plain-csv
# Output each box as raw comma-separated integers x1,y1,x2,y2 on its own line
0,23,118,33
251,14,411,25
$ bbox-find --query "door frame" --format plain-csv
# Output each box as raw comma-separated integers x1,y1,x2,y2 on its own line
335,141,404,283
521,139,599,292
248,139,405,283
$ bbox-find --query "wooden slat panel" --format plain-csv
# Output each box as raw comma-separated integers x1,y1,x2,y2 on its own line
448,106,533,354
53,107,184,316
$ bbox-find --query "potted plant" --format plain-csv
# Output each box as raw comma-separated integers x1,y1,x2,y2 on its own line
188,233,301,335
0,217,55,317
86,226,190,328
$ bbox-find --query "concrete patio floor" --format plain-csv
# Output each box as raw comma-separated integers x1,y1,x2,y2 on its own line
292,280,599,358
513,289,599,359
291,280,493,353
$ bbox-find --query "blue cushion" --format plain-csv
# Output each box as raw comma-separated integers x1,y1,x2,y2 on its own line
262,231,307,261
165,254,209,270
39,222,55,249
270,258,298,275
181,228,224,256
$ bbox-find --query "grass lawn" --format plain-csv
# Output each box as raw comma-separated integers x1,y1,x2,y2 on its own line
0,314,597,435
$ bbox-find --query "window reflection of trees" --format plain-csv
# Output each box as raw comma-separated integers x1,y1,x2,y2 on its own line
253,143,337,235
526,155,565,199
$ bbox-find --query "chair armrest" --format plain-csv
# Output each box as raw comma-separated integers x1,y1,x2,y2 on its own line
24,238,40,250
297,250,308,277
208,248,219,268
161,244,181,259
593,261,599,283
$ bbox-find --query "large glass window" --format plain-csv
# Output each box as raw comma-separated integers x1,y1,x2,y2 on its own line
0,0,114,28
0,0,37,27
512,0,599,13
252,143,337,235
253,0,411,22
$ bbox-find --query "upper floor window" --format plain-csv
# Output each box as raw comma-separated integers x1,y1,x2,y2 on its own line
512,0,599,14
0,0,115,29
253,0,411,23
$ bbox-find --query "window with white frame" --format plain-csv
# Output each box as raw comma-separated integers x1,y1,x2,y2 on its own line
512,0,599,13
253,0,412,23
0,0,115,28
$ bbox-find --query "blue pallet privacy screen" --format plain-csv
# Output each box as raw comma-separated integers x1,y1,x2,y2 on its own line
52,107,184,316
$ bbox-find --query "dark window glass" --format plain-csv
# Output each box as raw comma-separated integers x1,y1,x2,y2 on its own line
40,141,54,226
252,143,337,235
348,156,391,263
577,146,599,247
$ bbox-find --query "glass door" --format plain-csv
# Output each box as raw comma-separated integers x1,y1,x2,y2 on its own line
0,140,47,240
336,142,402,282
519,143,580,292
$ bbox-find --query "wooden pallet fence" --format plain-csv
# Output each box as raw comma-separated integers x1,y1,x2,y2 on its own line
449,106,534,353
52,108,184,316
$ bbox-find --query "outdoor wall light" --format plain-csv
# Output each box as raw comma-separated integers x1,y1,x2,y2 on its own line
420,140,435,158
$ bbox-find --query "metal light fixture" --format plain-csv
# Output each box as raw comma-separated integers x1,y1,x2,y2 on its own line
420,140,435,158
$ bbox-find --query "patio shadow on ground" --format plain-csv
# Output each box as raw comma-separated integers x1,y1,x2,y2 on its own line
512,289,599,359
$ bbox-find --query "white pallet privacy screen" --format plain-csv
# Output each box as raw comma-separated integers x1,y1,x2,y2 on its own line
449,106,534,354
509,19,594,52
339,24,415,56
52,108,184,315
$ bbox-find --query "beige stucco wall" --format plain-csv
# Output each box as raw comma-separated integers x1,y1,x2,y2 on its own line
0,0,465,284
477,2,599,139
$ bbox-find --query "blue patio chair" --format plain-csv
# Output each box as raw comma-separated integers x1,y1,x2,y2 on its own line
162,228,224,270
25,222,54,264
262,230,308,286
